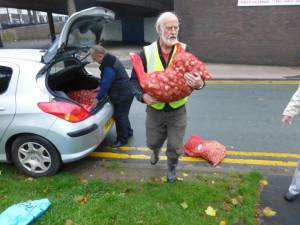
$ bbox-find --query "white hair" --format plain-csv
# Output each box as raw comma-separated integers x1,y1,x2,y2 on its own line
155,11,179,34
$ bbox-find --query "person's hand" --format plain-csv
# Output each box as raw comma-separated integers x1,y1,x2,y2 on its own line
184,72,204,89
143,93,159,105
281,115,294,125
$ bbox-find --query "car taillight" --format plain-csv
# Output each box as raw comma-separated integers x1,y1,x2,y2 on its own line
38,102,91,123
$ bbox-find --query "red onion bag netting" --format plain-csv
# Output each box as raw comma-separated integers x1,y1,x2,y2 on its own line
130,43,212,103
67,88,98,111
183,135,226,166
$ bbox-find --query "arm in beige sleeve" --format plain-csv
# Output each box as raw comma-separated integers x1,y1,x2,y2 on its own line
283,85,300,117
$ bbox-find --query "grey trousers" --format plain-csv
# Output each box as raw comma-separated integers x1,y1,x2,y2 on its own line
145,105,187,160
289,159,300,195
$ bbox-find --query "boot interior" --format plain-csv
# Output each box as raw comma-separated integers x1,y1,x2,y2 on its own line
47,58,100,110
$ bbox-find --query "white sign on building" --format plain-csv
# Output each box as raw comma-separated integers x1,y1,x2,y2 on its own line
238,0,300,6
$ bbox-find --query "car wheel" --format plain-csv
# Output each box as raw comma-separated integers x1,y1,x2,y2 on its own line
11,135,61,177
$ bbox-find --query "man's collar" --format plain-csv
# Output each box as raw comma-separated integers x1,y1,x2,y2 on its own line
156,40,175,69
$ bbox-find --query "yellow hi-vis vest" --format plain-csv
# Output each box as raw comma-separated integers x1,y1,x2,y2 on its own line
144,41,188,110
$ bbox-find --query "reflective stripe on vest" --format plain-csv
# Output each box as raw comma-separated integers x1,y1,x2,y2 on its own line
144,41,188,110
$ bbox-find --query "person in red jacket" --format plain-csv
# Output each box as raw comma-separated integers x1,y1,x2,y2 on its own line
130,12,205,182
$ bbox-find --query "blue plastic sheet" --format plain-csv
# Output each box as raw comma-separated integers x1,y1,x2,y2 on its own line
0,199,51,225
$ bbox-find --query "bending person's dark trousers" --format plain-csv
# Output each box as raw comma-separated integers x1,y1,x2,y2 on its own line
113,96,134,144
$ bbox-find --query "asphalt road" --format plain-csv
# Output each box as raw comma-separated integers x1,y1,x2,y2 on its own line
184,83,300,153
96,82,300,174
106,82,300,152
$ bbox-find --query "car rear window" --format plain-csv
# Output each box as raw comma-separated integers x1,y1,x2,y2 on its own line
0,66,12,94
48,58,79,75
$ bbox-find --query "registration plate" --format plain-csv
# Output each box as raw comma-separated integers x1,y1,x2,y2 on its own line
103,117,114,134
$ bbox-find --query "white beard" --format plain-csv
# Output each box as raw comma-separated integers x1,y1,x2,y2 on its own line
161,35,178,46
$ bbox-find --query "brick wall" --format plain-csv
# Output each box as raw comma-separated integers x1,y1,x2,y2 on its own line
174,0,300,66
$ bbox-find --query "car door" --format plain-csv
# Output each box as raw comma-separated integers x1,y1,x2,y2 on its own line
42,7,115,64
0,62,19,141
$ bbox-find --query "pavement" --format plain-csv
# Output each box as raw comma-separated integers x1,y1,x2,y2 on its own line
2,39,300,81
104,42,300,81
2,39,300,224
260,174,300,225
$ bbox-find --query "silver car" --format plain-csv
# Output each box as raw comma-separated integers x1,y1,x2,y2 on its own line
0,7,115,177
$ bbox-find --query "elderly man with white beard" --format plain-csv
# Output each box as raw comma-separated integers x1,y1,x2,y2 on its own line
130,12,205,182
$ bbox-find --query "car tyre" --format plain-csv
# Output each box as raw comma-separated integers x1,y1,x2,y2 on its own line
11,135,61,177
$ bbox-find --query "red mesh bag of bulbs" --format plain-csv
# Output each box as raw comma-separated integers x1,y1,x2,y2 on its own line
67,88,98,111
130,43,212,103
184,135,226,166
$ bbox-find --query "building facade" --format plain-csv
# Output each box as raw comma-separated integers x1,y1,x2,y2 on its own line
0,8,68,27
175,0,300,66
1,1,299,66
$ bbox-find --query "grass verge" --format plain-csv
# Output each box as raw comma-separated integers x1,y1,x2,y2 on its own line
0,164,262,225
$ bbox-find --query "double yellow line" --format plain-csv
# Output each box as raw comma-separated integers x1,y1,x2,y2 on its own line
90,146,300,167
90,80,300,166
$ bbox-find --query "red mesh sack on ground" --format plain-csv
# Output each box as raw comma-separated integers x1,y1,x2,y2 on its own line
184,135,226,166
67,88,98,111
183,135,204,157
130,43,212,103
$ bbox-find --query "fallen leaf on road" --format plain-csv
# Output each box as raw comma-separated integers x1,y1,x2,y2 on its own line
223,202,232,212
219,220,226,225
205,206,217,216
43,186,49,194
262,207,277,217
259,179,268,187
74,195,88,205
0,195,7,200
161,176,167,183
182,172,189,177
65,219,78,225
150,177,161,182
25,177,34,181
237,195,243,203
181,201,188,209
79,178,88,184
231,198,238,205
65,219,72,225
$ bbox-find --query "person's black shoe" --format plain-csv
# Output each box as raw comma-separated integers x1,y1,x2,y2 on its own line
111,141,126,148
128,132,133,138
284,191,298,202
150,152,159,165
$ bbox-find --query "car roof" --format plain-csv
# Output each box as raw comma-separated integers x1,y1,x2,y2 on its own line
0,49,45,63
